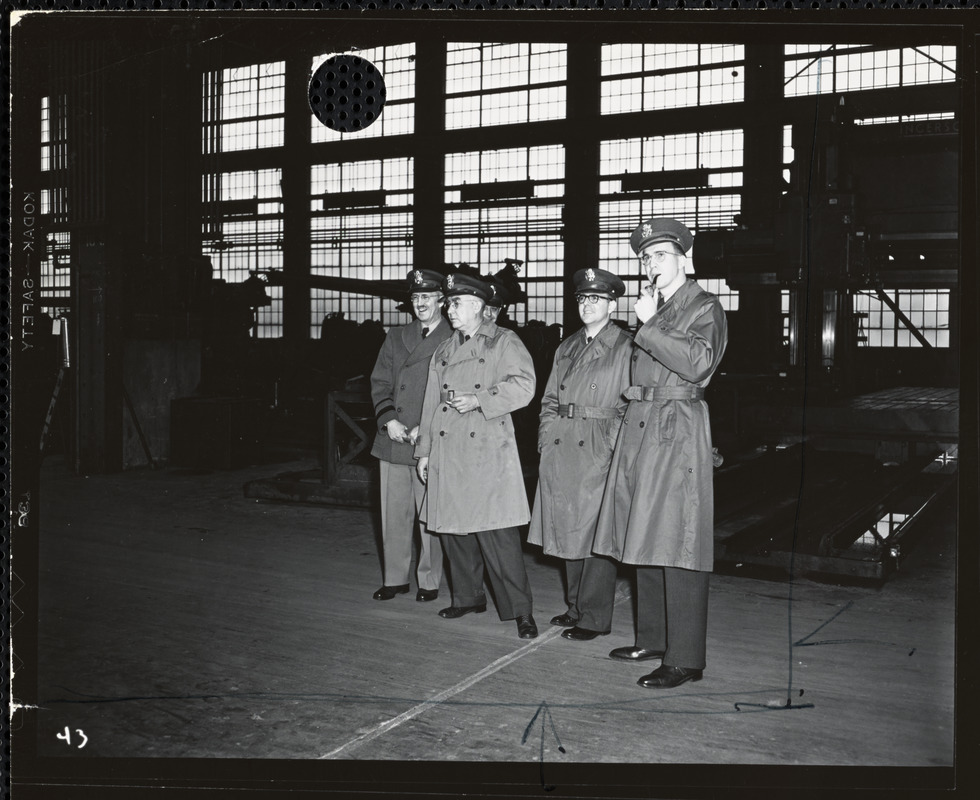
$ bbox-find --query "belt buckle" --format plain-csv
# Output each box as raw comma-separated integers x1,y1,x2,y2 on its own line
567,403,575,418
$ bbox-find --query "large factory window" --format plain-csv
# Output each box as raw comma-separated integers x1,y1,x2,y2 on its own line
202,168,284,337
445,43,567,130
600,43,744,113
783,44,956,97
202,61,285,153
853,288,950,348
310,157,415,331
598,130,743,300
311,44,416,141
444,144,565,326
40,95,70,316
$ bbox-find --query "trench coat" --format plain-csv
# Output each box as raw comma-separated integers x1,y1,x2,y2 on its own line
527,322,634,559
370,318,453,466
415,321,536,534
592,279,728,571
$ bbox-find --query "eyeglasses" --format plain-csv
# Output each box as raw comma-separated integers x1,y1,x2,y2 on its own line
446,297,480,309
410,293,442,303
575,294,610,306
640,250,677,266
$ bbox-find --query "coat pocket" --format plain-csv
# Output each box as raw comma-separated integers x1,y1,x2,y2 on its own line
658,403,676,442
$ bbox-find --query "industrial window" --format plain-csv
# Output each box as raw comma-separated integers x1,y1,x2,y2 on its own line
853,289,950,348
201,168,284,337
310,157,414,331
40,96,70,316
311,44,416,142
597,131,743,300
854,111,956,127
699,278,739,312
202,61,285,154
443,144,565,326
445,43,567,130
600,44,745,113
784,45,956,98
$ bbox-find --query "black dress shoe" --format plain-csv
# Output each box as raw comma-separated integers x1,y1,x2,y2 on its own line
438,603,487,619
637,664,704,689
516,614,539,639
609,645,666,662
416,588,439,602
373,584,410,600
550,612,579,627
561,626,610,641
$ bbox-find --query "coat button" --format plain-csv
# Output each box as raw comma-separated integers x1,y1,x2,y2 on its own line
397,407,402,413
442,407,448,412
470,432,475,438
579,440,585,446
479,358,485,363
475,384,481,389
639,421,645,428
591,383,597,390
560,384,566,390
554,438,560,445
688,468,694,473
442,361,447,366
440,431,445,436
443,383,448,389
632,354,638,361
400,385,406,390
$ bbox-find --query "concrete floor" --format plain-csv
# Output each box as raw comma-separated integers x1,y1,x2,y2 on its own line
20,453,958,793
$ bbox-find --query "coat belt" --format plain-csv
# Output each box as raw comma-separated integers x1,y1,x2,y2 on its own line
557,403,621,420
624,385,705,402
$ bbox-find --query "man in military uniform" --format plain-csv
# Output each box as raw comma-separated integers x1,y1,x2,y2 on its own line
415,272,539,639
369,269,452,602
528,268,632,640
593,218,728,688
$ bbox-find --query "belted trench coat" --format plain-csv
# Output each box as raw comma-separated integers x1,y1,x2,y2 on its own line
415,321,536,535
370,318,453,466
592,279,728,571
528,322,633,559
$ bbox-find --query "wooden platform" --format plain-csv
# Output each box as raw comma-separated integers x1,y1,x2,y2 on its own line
19,454,958,793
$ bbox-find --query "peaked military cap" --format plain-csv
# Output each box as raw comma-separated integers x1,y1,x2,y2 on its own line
443,271,492,302
485,276,510,307
572,268,626,298
629,218,694,255
407,269,444,293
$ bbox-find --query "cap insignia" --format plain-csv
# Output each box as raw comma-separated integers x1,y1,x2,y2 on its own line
490,284,498,298
585,268,596,282
642,223,653,238
446,274,455,289
414,270,423,284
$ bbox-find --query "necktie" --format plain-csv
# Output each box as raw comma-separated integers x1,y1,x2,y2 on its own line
421,327,429,338
586,336,593,344
657,292,666,311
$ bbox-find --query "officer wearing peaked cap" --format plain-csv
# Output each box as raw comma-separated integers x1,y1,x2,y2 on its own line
528,266,633,640
415,270,539,640
592,217,728,689
369,268,452,603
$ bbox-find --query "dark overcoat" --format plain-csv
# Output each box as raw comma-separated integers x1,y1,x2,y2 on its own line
370,318,453,466
592,279,728,570
527,321,633,559
415,321,536,534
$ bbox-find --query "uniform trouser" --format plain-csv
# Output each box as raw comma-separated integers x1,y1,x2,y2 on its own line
635,565,709,670
379,460,444,591
568,555,618,632
440,528,533,620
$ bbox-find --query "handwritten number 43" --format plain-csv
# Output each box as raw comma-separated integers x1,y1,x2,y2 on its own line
57,727,88,749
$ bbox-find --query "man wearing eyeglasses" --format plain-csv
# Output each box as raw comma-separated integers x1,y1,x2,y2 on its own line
369,269,452,603
593,218,728,689
415,271,539,640
528,268,633,641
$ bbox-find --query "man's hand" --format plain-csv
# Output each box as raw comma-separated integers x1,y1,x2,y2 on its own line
448,393,481,414
417,456,429,484
634,292,657,325
385,419,410,442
